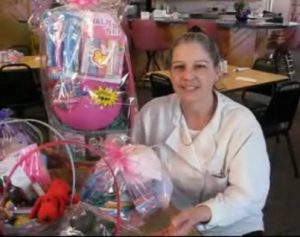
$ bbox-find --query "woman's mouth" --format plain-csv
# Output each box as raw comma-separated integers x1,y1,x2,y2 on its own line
180,86,199,91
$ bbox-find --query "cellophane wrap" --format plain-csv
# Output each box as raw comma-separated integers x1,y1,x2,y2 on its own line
81,138,174,229
3,202,117,236
33,0,137,161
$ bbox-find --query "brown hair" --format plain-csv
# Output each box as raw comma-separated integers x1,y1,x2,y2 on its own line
168,32,221,68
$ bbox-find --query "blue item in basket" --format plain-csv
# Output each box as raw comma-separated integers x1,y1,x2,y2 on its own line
44,13,65,79
63,14,82,78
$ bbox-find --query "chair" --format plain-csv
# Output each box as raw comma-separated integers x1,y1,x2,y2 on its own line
130,20,169,74
267,28,296,80
8,44,31,56
0,63,43,117
149,73,174,98
186,19,218,41
254,81,300,177
242,58,278,99
272,46,296,80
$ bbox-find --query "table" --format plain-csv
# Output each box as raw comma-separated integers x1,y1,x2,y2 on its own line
20,55,42,69
148,65,288,93
0,56,42,70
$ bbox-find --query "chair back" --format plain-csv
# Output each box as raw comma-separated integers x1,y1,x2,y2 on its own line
0,63,40,107
260,81,300,131
272,47,296,80
252,58,277,73
130,19,169,52
186,19,218,40
149,73,174,98
249,58,278,96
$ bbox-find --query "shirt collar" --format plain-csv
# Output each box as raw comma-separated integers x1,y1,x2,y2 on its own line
171,91,223,136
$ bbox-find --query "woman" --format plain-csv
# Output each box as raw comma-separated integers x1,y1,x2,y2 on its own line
132,32,270,236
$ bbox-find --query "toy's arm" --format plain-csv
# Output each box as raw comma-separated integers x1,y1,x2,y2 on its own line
30,197,43,219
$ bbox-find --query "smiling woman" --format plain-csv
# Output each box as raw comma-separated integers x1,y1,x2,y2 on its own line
132,32,270,236
169,33,221,130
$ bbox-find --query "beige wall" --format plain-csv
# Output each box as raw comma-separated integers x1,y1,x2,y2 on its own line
0,15,31,50
0,0,31,50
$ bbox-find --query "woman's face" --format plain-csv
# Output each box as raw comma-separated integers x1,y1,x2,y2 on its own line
170,42,221,103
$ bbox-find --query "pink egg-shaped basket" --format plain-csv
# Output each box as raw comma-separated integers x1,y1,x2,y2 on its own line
52,78,122,131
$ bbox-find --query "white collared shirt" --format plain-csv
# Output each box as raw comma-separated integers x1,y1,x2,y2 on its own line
131,92,270,236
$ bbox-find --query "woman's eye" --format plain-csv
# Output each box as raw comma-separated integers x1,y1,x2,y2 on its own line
172,65,184,71
195,64,205,69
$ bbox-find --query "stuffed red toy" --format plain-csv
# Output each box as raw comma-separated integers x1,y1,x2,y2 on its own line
30,178,79,224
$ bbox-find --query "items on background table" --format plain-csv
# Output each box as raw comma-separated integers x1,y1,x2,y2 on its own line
81,138,173,229
0,50,24,65
31,0,137,162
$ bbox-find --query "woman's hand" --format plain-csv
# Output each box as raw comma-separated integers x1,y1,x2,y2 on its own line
166,205,212,236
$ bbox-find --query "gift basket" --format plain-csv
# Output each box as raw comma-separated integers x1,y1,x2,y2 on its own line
0,118,123,236
0,118,174,236
29,0,137,161
81,139,173,222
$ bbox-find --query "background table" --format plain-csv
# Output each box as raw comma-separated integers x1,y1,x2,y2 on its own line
149,65,288,93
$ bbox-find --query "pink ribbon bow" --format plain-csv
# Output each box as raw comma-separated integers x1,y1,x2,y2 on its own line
68,0,98,5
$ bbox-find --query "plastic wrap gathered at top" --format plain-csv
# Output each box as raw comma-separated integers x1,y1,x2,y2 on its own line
30,0,137,161
81,140,173,224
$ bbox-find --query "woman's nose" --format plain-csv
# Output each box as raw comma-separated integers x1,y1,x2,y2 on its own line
182,68,194,81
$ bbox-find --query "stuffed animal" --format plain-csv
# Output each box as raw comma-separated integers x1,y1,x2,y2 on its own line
30,179,79,224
